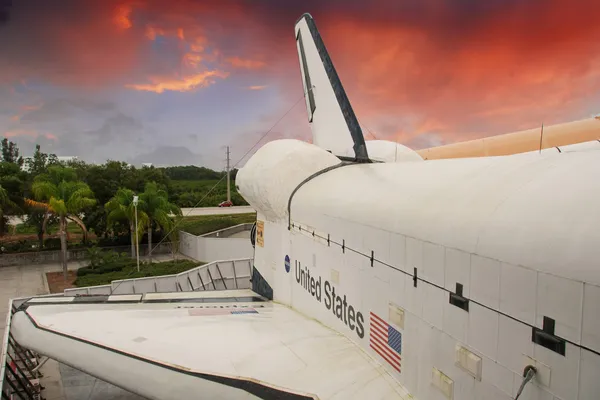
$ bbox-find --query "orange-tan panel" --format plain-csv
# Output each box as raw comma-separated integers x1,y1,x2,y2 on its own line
417,117,600,160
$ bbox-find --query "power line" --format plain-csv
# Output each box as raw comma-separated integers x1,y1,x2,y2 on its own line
109,94,306,294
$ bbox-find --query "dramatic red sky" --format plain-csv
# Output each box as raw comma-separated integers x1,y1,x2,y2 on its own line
1,0,599,167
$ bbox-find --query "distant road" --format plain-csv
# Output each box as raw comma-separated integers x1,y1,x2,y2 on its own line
8,206,256,226
179,206,256,217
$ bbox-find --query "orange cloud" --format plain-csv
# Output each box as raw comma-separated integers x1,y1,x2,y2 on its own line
183,53,203,68
9,103,44,123
125,70,229,93
45,133,58,140
2,0,599,151
145,25,165,40
4,130,39,139
248,85,266,90
226,56,266,69
113,4,133,30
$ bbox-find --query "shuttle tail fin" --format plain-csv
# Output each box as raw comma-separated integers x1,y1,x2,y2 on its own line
294,13,370,162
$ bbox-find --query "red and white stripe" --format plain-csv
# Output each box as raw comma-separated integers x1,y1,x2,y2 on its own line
369,312,401,372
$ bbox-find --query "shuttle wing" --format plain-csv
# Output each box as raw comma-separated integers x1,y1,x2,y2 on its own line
10,290,409,400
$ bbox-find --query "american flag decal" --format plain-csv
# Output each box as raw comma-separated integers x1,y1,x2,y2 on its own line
369,312,402,372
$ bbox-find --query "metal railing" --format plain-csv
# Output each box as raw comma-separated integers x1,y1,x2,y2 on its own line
2,257,254,398
64,258,253,296
1,299,47,400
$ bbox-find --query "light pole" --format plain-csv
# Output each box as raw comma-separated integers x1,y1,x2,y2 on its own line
133,195,140,272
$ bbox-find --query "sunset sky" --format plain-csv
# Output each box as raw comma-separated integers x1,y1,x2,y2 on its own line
1,0,599,168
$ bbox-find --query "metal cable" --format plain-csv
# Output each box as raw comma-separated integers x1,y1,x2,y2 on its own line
107,94,305,294
515,365,537,400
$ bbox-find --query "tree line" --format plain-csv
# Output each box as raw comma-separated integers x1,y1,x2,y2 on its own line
0,141,247,276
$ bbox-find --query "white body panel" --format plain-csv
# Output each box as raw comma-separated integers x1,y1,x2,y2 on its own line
11,297,410,400
240,139,600,400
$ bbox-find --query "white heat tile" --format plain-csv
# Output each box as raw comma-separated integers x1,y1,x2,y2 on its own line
389,233,407,272
468,303,499,360
443,299,469,343
471,255,501,309
510,377,554,400
363,227,391,269
536,273,583,345
400,312,421,394
500,263,537,325
406,237,423,273
423,241,445,287
581,283,600,352
473,381,514,400
533,342,580,400
403,270,423,318
497,314,534,374
482,356,515,396
388,268,406,310
579,348,600,399
423,282,444,330
445,248,471,297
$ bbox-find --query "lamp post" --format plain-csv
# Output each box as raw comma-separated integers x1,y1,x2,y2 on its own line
133,195,140,272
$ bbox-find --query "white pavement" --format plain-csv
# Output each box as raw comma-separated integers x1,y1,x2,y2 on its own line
1,261,147,399
1,262,76,400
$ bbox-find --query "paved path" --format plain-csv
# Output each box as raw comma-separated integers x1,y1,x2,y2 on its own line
1,262,70,399
1,262,146,399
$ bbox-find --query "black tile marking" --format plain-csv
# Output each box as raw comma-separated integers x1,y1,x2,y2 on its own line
449,282,469,312
413,268,417,288
296,31,316,122
294,227,600,357
532,316,565,356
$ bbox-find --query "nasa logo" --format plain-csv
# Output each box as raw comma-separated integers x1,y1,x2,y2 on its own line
284,255,291,273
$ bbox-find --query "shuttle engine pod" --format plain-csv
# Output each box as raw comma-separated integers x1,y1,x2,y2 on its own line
237,139,340,222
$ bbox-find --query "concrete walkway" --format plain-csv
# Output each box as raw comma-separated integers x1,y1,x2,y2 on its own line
1,262,146,399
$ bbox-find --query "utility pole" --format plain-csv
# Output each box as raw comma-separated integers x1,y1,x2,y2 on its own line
133,195,140,272
226,146,231,203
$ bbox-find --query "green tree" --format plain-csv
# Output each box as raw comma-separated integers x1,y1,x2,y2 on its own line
105,188,149,258
32,166,96,279
140,181,181,260
25,144,59,175
1,138,23,166
22,207,58,249
0,161,25,235
0,184,18,236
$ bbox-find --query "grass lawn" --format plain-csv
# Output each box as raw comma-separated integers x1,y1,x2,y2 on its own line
75,259,202,287
178,213,256,236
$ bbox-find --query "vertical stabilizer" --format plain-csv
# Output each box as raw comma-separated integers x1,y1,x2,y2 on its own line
294,13,370,162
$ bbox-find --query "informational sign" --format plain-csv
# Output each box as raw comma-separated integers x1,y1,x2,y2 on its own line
285,255,291,273
256,220,264,247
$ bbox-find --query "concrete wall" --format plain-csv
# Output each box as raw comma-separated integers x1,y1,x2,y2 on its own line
202,223,253,238
179,225,254,262
0,243,173,268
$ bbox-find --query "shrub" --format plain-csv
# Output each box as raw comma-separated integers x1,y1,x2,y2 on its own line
77,250,136,276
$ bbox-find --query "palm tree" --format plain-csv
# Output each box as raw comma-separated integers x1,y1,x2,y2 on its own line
31,166,96,279
105,188,148,258
140,182,182,260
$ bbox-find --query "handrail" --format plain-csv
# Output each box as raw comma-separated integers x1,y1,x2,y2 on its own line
64,258,254,296
1,298,44,399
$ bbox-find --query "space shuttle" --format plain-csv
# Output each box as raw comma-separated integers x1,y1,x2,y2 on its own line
8,13,600,400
